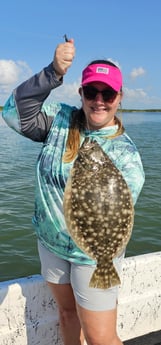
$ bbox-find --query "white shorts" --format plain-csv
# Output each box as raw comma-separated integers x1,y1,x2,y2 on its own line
38,240,124,311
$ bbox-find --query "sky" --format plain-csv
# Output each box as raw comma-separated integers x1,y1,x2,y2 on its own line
0,0,161,109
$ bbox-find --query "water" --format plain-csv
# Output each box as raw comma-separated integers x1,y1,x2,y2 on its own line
0,112,161,282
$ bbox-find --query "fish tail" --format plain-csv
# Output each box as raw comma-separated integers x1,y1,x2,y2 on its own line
89,264,121,289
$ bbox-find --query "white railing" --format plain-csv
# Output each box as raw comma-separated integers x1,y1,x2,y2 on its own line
1,251,161,344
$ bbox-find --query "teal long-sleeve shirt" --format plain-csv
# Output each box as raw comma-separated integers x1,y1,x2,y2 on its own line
2,63,145,264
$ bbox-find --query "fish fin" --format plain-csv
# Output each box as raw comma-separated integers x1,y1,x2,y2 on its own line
89,264,121,289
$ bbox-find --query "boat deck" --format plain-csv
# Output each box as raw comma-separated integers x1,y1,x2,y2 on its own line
124,331,161,345
1,252,161,345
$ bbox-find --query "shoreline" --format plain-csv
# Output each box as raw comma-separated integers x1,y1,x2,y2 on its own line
122,109,161,112
0,106,161,113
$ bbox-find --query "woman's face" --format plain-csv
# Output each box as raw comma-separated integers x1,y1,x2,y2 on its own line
79,82,123,130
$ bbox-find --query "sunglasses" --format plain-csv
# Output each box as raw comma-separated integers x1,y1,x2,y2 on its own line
82,85,119,103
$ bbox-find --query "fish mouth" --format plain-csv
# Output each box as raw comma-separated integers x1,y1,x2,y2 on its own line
80,137,97,150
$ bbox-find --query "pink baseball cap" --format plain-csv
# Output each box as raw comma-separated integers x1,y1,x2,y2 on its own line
81,63,122,91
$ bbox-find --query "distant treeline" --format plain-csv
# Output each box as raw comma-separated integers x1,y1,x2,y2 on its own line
0,105,161,113
122,109,161,112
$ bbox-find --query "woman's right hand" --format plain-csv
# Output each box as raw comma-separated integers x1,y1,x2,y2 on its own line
53,38,75,79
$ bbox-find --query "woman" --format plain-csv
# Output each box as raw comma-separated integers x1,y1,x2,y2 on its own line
2,38,144,345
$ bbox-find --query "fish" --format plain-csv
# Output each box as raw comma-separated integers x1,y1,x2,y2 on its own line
63,137,134,289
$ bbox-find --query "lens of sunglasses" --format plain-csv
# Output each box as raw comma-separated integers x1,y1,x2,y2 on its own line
83,86,118,103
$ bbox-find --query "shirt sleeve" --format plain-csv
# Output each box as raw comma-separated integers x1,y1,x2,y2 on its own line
2,63,63,142
117,142,145,205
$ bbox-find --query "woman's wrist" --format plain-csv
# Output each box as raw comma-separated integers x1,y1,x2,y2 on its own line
52,63,64,80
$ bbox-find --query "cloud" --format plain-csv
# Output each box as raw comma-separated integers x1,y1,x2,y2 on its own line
123,87,147,108
0,60,32,104
1,61,160,110
106,58,122,69
130,67,146,79
46,79,81,106
123,86,161,108
124,87,147,99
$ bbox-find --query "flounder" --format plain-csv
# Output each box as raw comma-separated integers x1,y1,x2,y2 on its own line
63,138,134,289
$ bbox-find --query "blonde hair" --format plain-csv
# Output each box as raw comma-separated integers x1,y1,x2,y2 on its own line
63,108,124,163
